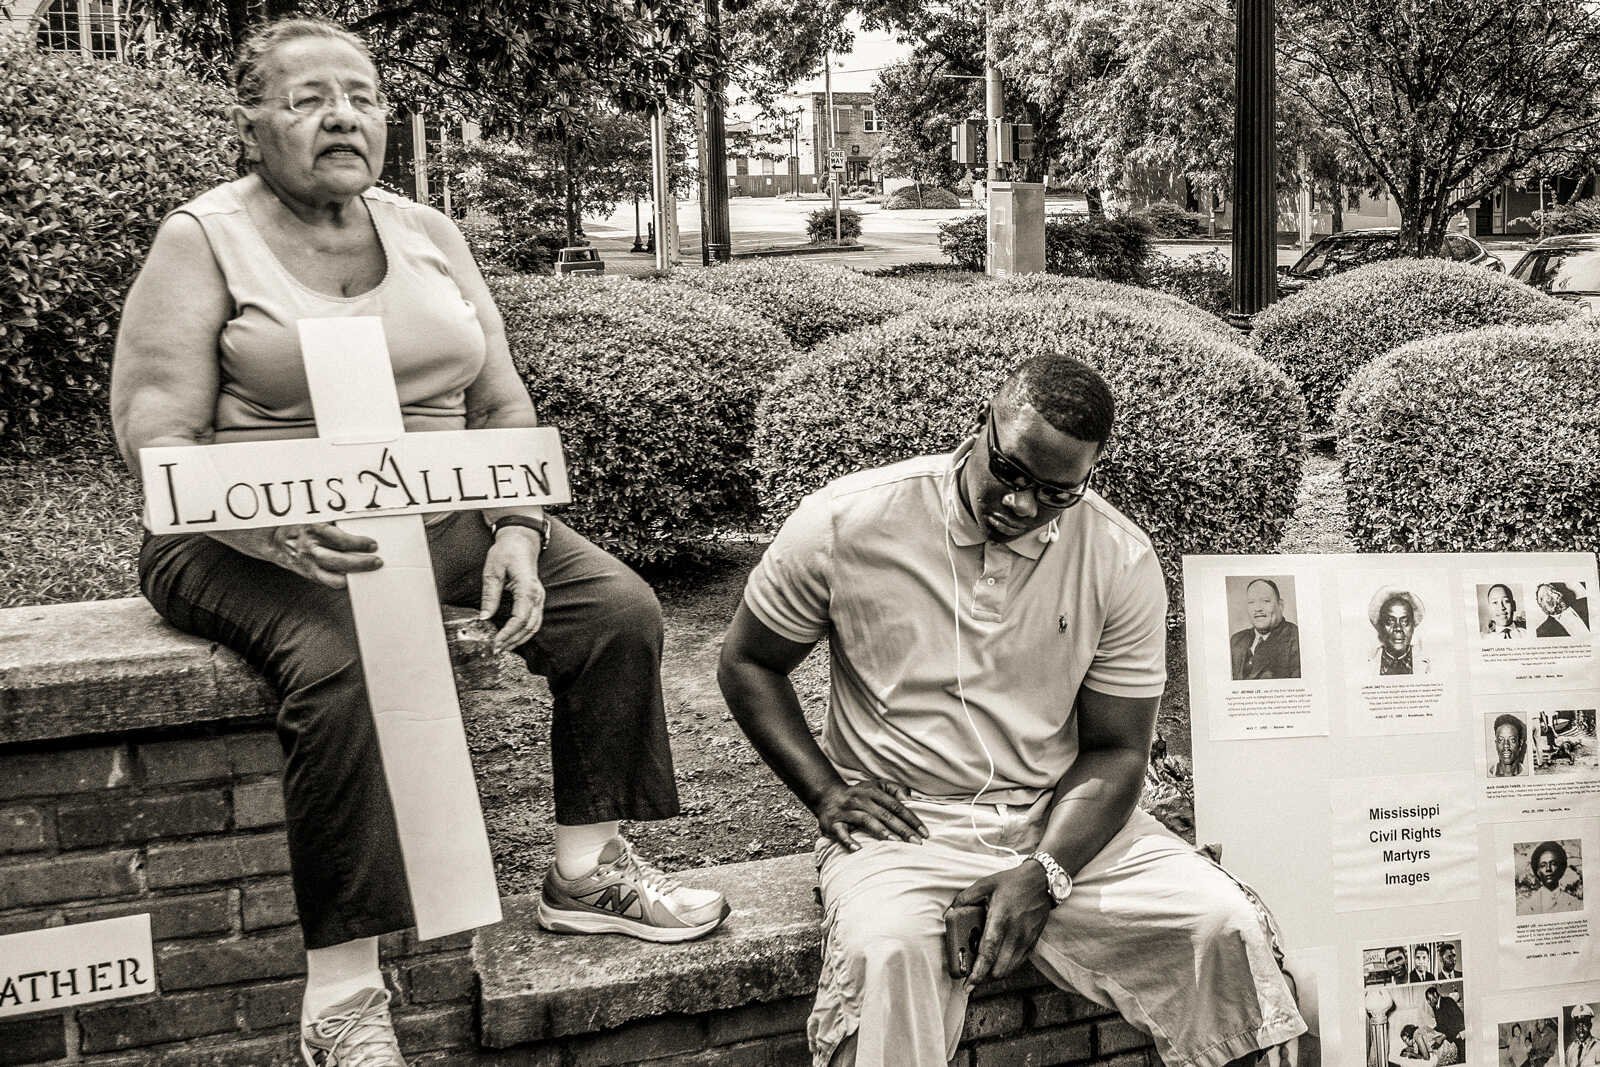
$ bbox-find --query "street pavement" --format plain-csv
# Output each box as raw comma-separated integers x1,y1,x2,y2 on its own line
580,195,1531,276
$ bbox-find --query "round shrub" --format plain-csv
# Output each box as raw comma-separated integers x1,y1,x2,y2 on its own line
967,274,1239,348
1,45,235,452
493,276,792,565
883,185,961,210
670,259,924,349
1337,321,1600,555
806,207,863,243
1132,201,1208,238
1252,259,1576,433
1145,250,1232,318
754,294,1306,596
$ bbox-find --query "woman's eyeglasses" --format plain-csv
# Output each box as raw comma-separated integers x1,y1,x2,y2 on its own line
984,415,1093,509
260,89,390,118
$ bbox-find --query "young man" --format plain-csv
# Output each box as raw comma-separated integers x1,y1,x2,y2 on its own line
718,354,1305,1067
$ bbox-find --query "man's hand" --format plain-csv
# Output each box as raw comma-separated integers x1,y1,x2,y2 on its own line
949,861,1053,989
814,779,929,851
480,526,546,652
264,523,381,588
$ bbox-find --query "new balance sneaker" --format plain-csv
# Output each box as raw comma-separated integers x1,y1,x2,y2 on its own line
537,837,731,942
300,987,406,1066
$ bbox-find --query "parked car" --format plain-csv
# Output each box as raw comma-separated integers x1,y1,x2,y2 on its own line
1276,227,1503,295
1508,233,1600,314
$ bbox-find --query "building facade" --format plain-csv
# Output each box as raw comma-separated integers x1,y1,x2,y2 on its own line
726,90,886,197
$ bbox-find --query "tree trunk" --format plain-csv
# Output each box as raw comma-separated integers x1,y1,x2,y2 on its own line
1086,187,1104,217
563,135,579,247
1331,182,1343,233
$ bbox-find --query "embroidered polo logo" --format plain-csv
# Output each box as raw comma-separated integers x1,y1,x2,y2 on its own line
1058,615,1070,634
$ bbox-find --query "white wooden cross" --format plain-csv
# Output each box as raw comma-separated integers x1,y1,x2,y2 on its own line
139,317,570,940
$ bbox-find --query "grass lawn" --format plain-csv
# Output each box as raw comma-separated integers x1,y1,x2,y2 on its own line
0,446,1350,887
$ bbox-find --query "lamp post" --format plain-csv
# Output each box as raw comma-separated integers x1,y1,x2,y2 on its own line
702,0,733,263
1230,0,1278,328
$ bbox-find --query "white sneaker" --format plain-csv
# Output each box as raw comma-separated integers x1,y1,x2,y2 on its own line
537,837,730,943
300,987,406,1066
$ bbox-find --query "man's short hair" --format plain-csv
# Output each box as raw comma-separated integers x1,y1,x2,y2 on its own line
999,353,1115,444
1488,583,1516,604
1495,714,1526,743
1247,578,1282,601
1426,985,1439,997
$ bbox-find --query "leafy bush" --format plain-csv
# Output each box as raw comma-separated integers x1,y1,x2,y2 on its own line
1145,250,1232,317
1528,198,1600,238
670,259,923,349
0,45,235,452
458,217,565,276
883,185,961,210
938,213,1155,282
754,293,1305,596
1132,200,1209,238
864,263,997,299
1338,321,1600,554
492,276,791,565
965,274,1239,348
807,207,863,243
1252,259,1576,433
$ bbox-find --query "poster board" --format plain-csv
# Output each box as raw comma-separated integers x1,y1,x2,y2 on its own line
1186,552,1600,1067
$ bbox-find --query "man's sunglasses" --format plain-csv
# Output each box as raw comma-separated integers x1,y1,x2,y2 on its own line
984,415,1093,509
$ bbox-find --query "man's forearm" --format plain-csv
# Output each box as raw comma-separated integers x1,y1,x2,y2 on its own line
718,661,845,811
1035,747,1148,877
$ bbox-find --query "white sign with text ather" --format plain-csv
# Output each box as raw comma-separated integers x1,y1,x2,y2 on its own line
0,914,155,1018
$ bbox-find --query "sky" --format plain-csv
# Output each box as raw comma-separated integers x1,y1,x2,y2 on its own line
729,15,911,119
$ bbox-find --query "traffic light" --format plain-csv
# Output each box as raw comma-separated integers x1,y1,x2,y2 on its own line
992,120,1013,164
950,119,982,166
1011,123,1035,161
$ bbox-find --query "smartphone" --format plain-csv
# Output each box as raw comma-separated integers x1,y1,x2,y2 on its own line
943,904,986,979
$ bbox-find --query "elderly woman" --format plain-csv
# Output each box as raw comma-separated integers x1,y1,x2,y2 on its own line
110,17,724,1065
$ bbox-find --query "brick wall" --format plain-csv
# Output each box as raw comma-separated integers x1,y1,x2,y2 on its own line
0,600,1159,1066
0,690,484,1063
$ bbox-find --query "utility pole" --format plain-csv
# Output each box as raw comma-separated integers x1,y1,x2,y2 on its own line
1230,0,1277,326
984,0,1002,186
702,0,732,263
824,50,840,242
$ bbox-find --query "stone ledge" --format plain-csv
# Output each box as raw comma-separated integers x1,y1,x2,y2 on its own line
474,852,823,1048
0,599,497,746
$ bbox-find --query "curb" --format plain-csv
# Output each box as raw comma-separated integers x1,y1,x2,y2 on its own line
733,243,867,259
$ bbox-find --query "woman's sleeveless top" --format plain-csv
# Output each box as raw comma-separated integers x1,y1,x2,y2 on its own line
171,175,487,443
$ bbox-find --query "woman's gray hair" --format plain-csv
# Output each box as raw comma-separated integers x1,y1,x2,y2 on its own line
232,16,372,105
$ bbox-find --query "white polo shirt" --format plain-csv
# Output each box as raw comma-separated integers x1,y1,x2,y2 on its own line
744,441,1168,805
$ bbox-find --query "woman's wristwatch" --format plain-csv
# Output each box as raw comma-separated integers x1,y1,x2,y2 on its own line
491,513,551,552
1028,850,1074,906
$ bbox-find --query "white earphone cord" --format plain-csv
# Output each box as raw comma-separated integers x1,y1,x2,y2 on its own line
943,472,1021,860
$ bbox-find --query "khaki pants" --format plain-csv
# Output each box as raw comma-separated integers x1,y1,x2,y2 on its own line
809,795,1305,1067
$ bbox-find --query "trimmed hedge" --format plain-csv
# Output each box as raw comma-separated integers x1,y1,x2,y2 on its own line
1252,259,1577,433
754,292,1306,596
1,45,235,452
1146,250,1232,318
883,185,961,210
1132,201,1209,238
1337,321,1600,555
493,275,792,565
964,274,1239,348
669,259,923,349
938,213,1155,282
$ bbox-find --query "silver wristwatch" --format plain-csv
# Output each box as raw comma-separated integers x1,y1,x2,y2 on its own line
1028,850,1073,906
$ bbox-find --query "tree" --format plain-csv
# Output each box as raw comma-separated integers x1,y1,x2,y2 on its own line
127,0,716,132
1281,0,1600,254
871,51,978,189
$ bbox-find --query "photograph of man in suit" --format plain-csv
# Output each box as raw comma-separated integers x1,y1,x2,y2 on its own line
1482,583,1529,640
1407,944,1434,984
1535,582,1590,639
1230,578,1302,681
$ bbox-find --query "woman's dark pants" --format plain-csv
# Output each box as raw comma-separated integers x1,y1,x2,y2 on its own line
140,511,680,949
